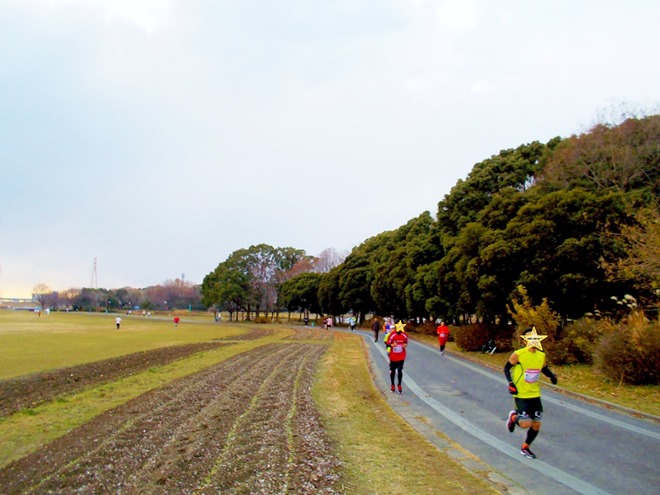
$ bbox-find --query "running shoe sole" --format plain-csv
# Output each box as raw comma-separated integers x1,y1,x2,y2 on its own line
520,448,536,459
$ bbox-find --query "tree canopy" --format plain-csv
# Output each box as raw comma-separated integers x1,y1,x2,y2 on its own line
203,115,659,327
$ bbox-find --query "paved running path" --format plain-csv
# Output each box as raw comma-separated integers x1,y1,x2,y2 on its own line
353,329,660,495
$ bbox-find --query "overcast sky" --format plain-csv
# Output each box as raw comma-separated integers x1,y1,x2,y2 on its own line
2,0,659,298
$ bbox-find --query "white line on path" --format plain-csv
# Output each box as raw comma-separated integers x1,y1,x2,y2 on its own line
434,347,660,441
375,344,611,495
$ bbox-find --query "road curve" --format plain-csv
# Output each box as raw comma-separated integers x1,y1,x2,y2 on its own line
355,330,660,495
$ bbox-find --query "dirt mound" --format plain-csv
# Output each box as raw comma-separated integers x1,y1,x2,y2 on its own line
0,342,344,494
286,327,335,340
0,342,228,418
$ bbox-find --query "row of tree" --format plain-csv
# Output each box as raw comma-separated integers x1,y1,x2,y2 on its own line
33,278,202,312
202,114,659,326
201,248,346,320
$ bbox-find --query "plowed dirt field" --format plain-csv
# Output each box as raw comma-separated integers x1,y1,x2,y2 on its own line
0,328,343,494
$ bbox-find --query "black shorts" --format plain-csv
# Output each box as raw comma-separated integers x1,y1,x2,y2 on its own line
389,360,404,372
514,397,543,421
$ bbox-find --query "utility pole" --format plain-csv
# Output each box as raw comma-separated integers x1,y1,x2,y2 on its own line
90,258,98,288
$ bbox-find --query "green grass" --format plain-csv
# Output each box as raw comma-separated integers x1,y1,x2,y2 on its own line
0,316,285,467
0,310,245,379
0,312,501,493
9,314,656,492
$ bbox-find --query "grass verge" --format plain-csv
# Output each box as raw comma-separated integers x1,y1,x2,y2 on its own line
314,332,499,495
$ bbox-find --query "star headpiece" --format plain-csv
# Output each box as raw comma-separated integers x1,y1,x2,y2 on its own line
521,326,547,351
394,320,406,333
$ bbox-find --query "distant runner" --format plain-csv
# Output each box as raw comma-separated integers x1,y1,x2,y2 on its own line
383,320,394,354
436,320,450,355
371,318,380,342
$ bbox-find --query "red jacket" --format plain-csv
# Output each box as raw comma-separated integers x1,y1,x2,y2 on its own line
387,331,408,362
436,324,450,344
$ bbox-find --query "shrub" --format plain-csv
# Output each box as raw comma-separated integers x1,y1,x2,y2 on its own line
410,321,438,337
508,285,560,343
493,331,514,354
551,318,609,365
594,322,660,385
453,324,491,352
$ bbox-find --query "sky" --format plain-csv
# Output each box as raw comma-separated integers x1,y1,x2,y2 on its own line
2,0,659,298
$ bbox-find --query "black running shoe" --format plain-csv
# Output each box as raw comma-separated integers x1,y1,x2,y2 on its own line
507,410,516,433
520,447,536,459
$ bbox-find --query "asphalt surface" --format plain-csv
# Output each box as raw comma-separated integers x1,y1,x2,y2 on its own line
352,329,660,495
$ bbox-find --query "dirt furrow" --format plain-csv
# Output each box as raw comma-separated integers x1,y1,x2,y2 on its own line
0,342,343,495
197,345,319,494
0,342,230,418
0,324,279,419
287,348,342,494
284,328,335,341
132,344,315,494
0,344,287,494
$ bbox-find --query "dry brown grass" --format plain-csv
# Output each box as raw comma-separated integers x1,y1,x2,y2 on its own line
314,332,499,494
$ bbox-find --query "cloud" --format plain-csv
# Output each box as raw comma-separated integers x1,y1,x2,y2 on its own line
19,0,175,33
435,0,479,33
404,77,431,92
470,79,491,93
1,0,659,298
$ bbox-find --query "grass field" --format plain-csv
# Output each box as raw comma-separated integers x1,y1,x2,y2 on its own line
0,310,499,494
0,310,246,379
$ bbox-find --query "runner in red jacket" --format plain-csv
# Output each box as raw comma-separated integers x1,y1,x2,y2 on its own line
387,321,408,394
436,321,450,355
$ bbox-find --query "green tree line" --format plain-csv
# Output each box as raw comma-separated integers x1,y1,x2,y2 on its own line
33,278,203,312
202,115,659,328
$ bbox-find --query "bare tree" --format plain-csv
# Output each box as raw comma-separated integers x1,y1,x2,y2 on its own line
313,248,348,273
32,283,51,309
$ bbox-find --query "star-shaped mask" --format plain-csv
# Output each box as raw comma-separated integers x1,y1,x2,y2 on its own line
395,320,406,333
521,327,547,351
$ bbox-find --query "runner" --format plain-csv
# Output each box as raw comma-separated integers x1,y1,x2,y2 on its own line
504,327,558,459
387,320,408,394
371,317,380,342
436,320,450,355
383,320,394,354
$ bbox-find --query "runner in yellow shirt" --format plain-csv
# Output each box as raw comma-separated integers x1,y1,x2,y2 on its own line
503,327,558,459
